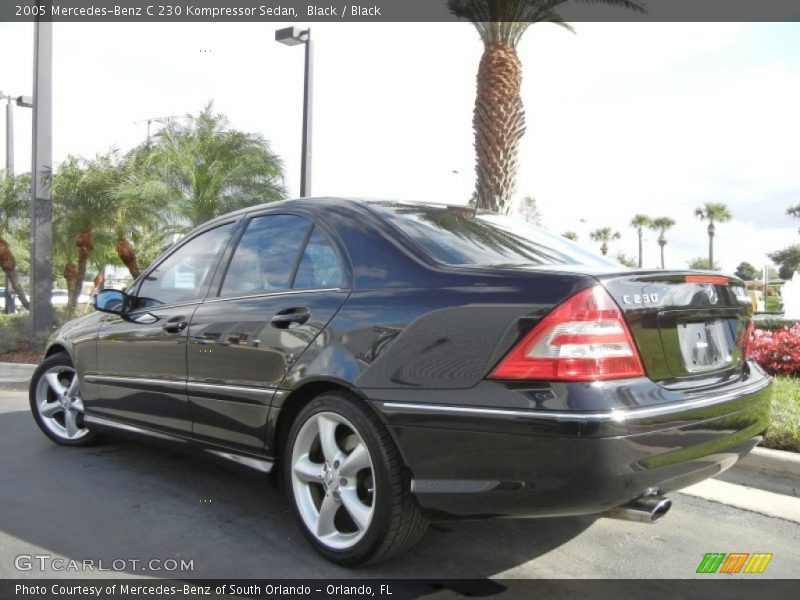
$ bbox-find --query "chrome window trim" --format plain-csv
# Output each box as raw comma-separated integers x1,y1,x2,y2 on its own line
203,287,342,304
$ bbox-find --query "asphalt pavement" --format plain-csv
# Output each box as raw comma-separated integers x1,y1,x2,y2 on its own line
1,390,799,580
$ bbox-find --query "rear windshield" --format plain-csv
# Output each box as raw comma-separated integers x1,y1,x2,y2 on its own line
370,203,616,268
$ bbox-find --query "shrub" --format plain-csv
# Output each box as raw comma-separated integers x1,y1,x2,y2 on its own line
0,309,74,356
753,318,800,332
0,313,32,355
751,324,800,376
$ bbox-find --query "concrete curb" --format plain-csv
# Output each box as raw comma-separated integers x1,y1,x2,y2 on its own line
0,361,36,391
737,446,800,479
0,361,36,377
719,447,799,498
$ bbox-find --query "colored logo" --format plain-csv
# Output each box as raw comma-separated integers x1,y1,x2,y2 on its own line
696,553,773,574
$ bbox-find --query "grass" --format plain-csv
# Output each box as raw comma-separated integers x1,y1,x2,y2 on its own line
766,296,784,313
764,376,800,452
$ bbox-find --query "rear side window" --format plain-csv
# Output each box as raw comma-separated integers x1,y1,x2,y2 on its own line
293,227,344,289
220,214,311,296
371,203,615,267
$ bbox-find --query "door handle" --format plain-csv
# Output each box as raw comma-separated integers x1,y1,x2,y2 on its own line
271,308,310,329
131,312,159,324
162,317,188,334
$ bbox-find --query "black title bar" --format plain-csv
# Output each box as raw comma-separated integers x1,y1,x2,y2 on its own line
3,0,800,22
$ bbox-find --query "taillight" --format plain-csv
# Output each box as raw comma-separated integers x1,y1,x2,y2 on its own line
489,286,645,381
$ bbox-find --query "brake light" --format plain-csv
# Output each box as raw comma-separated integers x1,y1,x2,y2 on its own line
489,286,645,381
686,275,729,285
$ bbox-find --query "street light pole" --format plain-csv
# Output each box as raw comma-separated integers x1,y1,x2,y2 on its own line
1,92,31,314
3,95,14,313
30,16,53,342
5,97,12,175
300,30,313,198
276,27,313,197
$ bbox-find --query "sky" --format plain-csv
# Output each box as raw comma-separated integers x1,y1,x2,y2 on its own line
1,21,799,273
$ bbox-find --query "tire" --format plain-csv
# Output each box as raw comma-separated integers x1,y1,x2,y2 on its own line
285,391,427,566
29,352,101,446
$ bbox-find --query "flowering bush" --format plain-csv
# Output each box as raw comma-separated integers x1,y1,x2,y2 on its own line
750,324,800,376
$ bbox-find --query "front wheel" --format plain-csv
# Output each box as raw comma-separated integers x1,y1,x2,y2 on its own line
29,352,100,446
285,392,427,566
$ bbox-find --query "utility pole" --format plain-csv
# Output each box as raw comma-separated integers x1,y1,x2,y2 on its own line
30,15,53,342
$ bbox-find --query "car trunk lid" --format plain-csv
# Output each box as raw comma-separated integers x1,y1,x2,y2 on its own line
597,271,753,389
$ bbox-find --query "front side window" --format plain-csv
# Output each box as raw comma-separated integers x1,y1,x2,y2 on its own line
220,214,311,296
136,223,234,308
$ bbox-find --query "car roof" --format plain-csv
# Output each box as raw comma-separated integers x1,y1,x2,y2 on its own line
204,197,492,226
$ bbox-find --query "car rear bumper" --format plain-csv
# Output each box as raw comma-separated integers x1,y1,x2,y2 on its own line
368,363,771,519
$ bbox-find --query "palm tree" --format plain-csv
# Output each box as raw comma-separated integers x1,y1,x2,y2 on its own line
448,0,644,213
151,104,286,228
694,202,731,271
0,172,31,309
590,227,620,256
51,156,116,315
650,216,675,269
99,148,173,279
629,214,652,268
562,231,578,241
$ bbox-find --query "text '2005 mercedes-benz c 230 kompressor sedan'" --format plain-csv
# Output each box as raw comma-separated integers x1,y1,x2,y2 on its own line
29,198,771,566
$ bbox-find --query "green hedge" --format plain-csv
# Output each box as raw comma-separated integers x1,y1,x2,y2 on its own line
0,310,74,355
0,313,32,355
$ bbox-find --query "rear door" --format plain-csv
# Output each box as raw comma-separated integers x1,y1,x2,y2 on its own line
600,273,753,388
94,222,236,434
186,212,351,452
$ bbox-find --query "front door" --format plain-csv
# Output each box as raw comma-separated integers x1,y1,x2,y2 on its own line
94,221,236,435
187,214,350,452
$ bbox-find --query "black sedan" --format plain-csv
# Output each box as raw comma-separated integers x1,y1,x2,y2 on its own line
29,198,771,566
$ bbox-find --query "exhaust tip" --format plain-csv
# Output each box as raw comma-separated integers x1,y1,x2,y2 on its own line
649,497,672,522
603,494,672,524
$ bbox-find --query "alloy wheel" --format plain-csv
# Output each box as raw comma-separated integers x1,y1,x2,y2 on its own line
34,365,89,441
290,411,375,550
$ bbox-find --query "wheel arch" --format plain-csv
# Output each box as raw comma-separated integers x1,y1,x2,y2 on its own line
270,378,411,487
44,343,70,359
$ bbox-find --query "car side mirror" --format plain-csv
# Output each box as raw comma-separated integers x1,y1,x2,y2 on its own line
94,289,128,314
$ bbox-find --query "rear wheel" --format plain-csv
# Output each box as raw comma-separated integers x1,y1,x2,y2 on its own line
285,392,427,566
29,352,100,446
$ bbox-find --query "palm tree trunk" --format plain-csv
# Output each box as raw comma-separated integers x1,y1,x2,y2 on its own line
0,237,30,310
115,236,141,279
660,243,665,269
63,263,77,297
708,222,715,270
68,231,94,315
637,230,643,268
473,42,525,213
